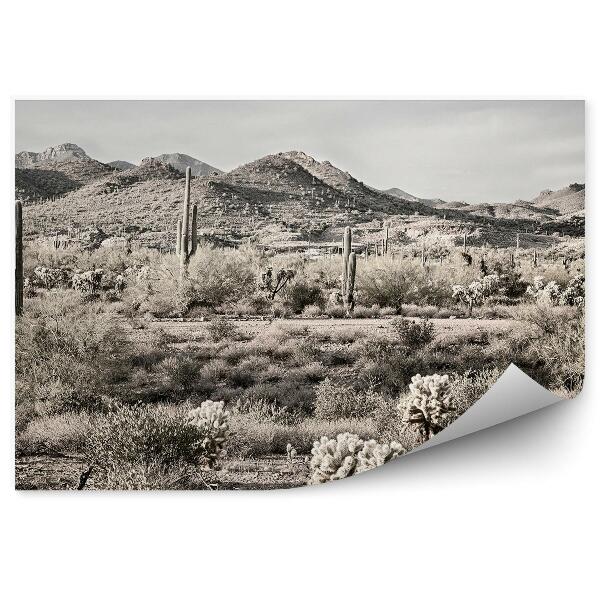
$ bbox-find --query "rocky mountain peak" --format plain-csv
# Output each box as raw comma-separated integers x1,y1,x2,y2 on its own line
16,142,90,167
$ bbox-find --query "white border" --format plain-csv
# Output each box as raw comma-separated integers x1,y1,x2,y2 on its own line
1,2,597,598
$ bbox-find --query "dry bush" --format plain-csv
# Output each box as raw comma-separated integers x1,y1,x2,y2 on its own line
314,379,385,419
16,411,94,455
16,291,124,421
227,411,378,457
206,318,239,342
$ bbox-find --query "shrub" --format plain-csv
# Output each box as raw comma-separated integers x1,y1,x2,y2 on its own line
206,318,239,342
15,292,124,419
391,317,435,349
353,305,379,318
85,404,205,470
302,304,323,317
16,412,94,455
314,378,383,419
450,368,501,414
157,356,199,392
283,280,324,313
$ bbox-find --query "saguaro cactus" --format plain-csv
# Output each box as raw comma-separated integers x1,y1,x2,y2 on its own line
462,232,467,250
176,167,198,276
383,223,390,255
341,226,356,316
533,248,538,267
15,200,23,316
516,233,520,249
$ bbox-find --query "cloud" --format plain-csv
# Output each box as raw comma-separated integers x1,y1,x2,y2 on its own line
15,100,584,203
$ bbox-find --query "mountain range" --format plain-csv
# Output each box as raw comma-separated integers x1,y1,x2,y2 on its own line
15,143,585,249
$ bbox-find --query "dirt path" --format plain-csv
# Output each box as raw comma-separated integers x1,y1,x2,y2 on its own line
15,454,309,491
145,316,520,344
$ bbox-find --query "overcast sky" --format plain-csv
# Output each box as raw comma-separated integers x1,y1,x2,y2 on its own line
15,100,584,204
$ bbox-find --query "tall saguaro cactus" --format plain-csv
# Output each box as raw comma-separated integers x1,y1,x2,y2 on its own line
341,226,356,316
15,200,23,316
383,223,390,255
176,167,198,276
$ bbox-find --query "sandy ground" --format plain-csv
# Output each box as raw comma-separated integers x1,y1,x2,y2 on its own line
144,316,520,345
15,454,310,491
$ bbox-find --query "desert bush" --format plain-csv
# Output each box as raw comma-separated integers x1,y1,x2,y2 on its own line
450,368,501,414
314,378,383,419
324,304,346,318
156,356,200,392
353,305,380,318
16,411,94,455
15,292,124,419
283,279,324,313
186,246,256,308
518,306,584,393
391,317,435,350
227,411,378,458
302,304,323,317
85,403,204,469
206,318,239,342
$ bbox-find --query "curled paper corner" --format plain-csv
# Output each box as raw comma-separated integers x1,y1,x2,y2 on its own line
412,364,565,453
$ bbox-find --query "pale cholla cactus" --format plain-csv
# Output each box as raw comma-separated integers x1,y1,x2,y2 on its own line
527,276,565,306
481,273,501,296
34,266,69,289
309,433,364,484
526,275,545,299
399,373,454,442
187,400,230,467
452,281,483,316
286,443,297,462
356,440,404,473
72,269,103,299
560,275,585,307
309,433,404,484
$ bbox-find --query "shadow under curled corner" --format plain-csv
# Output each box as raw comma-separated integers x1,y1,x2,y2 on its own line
412,363,567,454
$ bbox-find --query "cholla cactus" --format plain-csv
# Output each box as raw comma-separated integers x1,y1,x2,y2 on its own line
452,281,483,316
187,400,230,467
526,275,545,299
356,440,404,473
34,266,69,289
309,433,404,484
260,267,295,300
560,275,585,307
286,443,297,462
72,269,103,299
309,433,362,484
481,273,500,296
527,276,562,305
399,374,454,442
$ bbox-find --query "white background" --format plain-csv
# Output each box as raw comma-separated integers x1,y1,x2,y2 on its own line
1,1,597,598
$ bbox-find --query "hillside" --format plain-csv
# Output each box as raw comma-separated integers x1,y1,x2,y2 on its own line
153,153,222,176
18,147,585,250
530,183,585,215
108,160,136,171
16,158,116,201
383,187,460,209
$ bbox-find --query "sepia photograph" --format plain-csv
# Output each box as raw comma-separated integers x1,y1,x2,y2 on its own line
14,100,585,490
